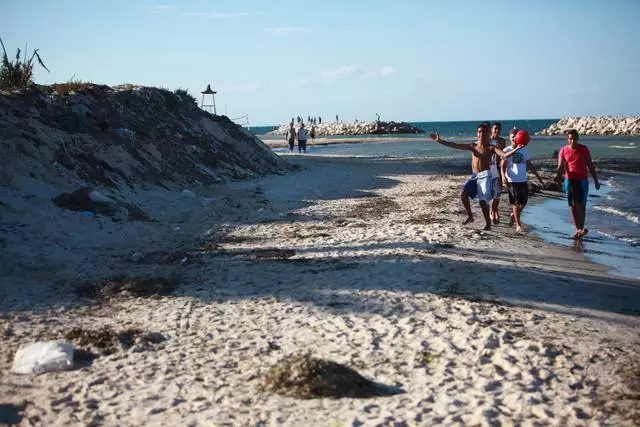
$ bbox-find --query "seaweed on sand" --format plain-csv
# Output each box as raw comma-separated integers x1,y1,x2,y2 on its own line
259,352,402,399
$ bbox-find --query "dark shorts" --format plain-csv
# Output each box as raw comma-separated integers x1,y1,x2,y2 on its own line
462,177,477,199
507,182,529,206
564,179,589,206
298,139,307,152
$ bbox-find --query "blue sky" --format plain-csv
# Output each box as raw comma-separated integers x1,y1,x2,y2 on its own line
3,0,639,125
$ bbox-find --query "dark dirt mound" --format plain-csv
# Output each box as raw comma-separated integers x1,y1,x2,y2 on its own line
1,85,290,190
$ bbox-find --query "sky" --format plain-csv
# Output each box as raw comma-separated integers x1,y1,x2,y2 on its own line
3,0,640,125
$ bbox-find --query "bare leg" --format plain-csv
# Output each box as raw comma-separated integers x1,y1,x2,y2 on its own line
480,201,491,230
460,191,474,225
575,203,586,231
569,205,580,237
491,198,500,224
514,204,524,232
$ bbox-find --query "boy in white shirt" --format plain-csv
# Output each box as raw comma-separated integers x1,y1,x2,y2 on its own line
501,129,545,232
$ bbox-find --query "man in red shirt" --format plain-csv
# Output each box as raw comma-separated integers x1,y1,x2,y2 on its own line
555,129,601,239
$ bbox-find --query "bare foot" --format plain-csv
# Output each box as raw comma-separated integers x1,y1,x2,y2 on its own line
579,228,589,237
572,231,582,240
508,214,515,227
492,217,500,225
516,225,523,232
462,216,474,225
483,223,491,231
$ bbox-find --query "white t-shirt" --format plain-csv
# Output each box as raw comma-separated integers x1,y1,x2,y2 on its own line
297,128,307,141
503,146,530,183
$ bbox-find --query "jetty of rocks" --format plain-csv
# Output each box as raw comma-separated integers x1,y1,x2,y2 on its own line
537,116,640,136
268,120,423,136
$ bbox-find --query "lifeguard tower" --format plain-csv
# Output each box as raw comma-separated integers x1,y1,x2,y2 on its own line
200,84,217,115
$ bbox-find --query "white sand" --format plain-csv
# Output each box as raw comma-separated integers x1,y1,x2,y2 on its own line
1,155,639,426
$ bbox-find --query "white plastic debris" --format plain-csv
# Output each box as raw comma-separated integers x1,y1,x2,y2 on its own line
12,341,75,374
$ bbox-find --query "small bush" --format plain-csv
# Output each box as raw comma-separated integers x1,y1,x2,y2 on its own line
54,78,94,95
174,87,197,105
0,37,49,90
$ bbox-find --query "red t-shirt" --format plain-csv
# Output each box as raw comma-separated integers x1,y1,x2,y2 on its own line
559,144,591,180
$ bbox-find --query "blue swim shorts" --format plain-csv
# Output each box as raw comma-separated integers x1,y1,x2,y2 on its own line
564,178,589,206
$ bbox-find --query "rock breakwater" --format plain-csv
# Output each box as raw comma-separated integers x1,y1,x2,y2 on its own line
538,116,640,136
268,120,423,136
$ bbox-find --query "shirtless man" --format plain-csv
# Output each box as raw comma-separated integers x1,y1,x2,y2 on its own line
429,123,521,230
489,122,507,224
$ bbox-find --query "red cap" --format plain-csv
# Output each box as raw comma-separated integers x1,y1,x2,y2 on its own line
515,130,530,146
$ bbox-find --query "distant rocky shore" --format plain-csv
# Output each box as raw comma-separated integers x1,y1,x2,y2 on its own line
537,116,640,136
268,120,423,136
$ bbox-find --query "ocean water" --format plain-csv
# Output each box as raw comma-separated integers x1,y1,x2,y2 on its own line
267,121,640,279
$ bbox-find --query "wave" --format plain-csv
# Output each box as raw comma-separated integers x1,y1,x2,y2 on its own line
593,205,640,224
609,145,637,149
595,229,640,246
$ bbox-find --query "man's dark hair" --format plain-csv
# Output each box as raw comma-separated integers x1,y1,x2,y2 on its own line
478,121,490,130
492,122,502,129
565,129,579,140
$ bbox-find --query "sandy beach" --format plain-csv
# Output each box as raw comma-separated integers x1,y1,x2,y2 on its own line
1,155,639,426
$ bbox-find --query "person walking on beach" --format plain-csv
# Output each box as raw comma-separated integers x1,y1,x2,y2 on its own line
501,129,545,232
429,123,522,230
297,123,308,153
555,129,600,239
286,123,296,152
489,122,506,224
309,125,316,144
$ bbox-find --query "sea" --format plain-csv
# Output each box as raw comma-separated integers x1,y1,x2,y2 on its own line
261,119,640,279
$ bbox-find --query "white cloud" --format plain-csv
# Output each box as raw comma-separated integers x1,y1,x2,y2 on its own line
148,4,175,12
288,78,311,88
268,27,310,35
224,83,264,93
379,67,397,77
322,66,366,81
184,11,249,18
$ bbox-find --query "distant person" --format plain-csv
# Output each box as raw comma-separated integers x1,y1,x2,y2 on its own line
310,125,316,144
429,123,522,230
319,116,322,124
489,122,507,224
555,129,601,239
286,123,296,152
502,129,545,232
336,114,339,122
297,123,308,153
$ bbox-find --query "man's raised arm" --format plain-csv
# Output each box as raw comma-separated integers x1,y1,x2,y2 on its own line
428,133,472,151
494,145,523,159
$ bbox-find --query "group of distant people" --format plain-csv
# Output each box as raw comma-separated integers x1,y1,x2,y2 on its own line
430,123,599,238
285,122,316,153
